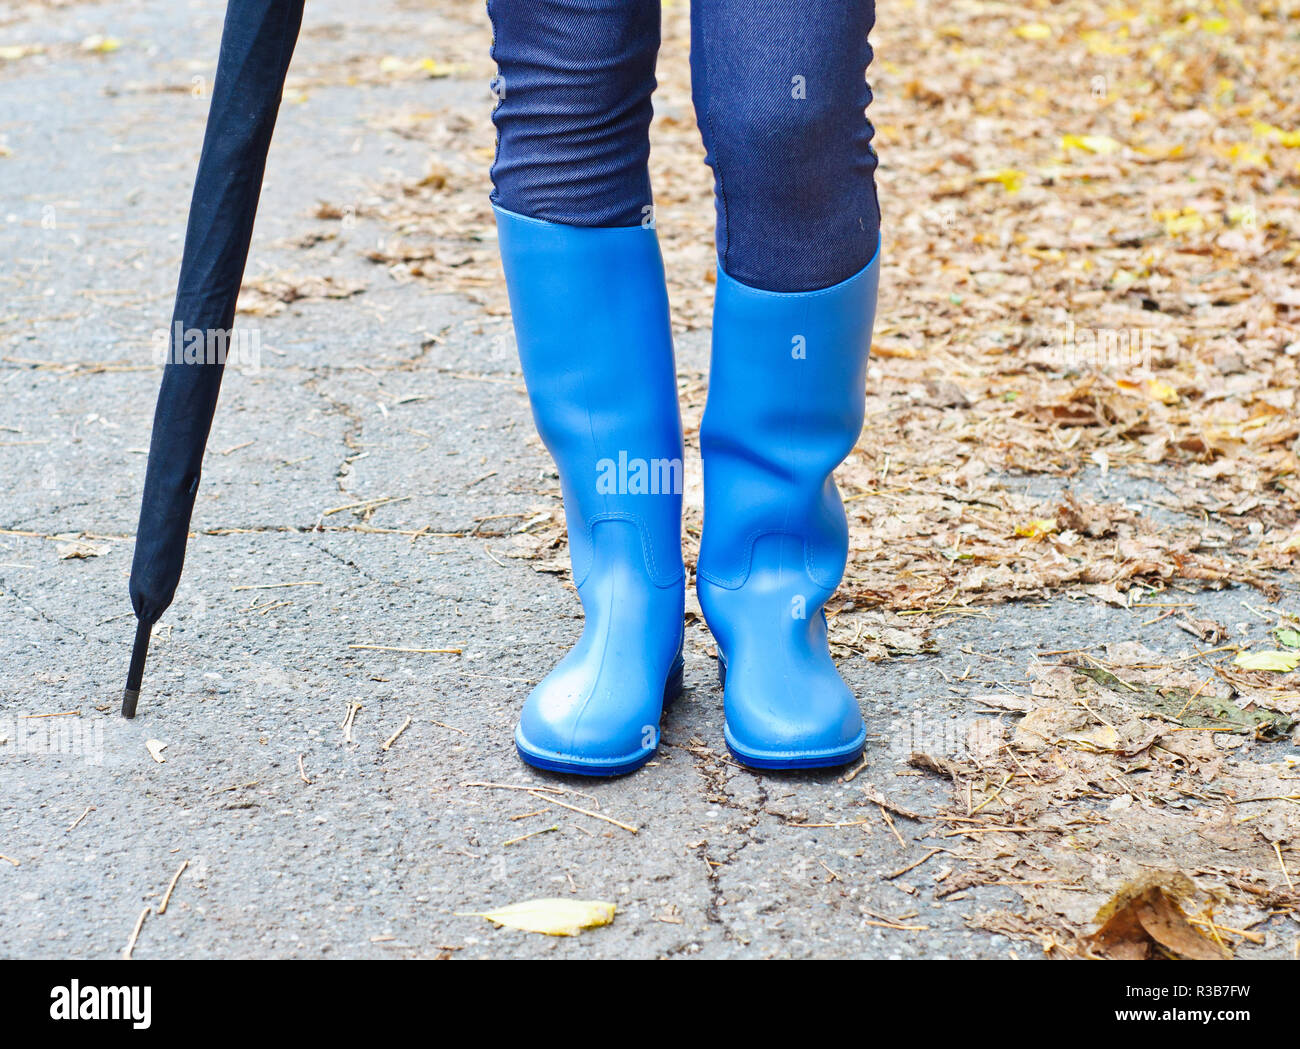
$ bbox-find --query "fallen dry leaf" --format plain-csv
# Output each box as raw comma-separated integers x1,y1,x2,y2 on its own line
1233,649,1300,673
56,541,109,560
1085,873,1230,960
465,898,616,937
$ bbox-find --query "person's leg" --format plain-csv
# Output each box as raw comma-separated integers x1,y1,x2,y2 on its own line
691,0,881,769
489,0,660,227
488,0,685,776
690,0,879,292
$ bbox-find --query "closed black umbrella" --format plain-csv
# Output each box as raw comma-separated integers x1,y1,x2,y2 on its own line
123,0,306,717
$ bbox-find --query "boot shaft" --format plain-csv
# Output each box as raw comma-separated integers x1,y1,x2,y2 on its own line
698,249,880,594
496,206,685,590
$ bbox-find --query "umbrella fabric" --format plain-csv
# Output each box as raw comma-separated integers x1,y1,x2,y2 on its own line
124,0,305,715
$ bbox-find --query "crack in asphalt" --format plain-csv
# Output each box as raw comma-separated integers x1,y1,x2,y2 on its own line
672,732,771,946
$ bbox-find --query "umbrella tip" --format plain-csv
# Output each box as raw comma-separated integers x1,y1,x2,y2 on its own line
123,618,152,719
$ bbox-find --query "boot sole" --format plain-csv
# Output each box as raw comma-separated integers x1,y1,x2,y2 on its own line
723,725,866,771
514,657,685,777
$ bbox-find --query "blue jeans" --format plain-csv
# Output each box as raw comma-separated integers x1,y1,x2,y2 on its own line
487,0,879,293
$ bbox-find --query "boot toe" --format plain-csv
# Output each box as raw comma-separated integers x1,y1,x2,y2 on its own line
514,660,671,777
723,670,866,770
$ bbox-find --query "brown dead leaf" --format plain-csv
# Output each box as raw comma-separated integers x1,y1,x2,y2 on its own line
1085,873,1229,960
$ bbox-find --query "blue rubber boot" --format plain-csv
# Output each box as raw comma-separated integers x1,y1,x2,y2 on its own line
495,207,685,776
697,246,880,770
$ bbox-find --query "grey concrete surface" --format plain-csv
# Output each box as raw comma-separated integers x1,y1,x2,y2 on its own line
1,0,1296,959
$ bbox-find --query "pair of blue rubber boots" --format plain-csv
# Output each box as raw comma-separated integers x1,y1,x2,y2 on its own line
496,207,879,775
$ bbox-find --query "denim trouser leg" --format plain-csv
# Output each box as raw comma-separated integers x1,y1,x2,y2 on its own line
487,0,661,229
487,0,879,293
690,1,879,291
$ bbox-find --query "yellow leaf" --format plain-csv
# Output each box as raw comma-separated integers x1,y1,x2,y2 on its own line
1153,207,1203,236
976,168,1025,194
466,899,616,937
1062,134,1122,155
1252,122,1300,148
80,35,121,53
1146,378,1179,404
380,55,463,78
1014,519,1057,539
1225,142,1269,168
1132,141,1183,159
1233,650,1300,673
0,44,44,61
1015,23,1052,40
1226,204,1256,226
420,58,460,77
1080,30,1130,56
